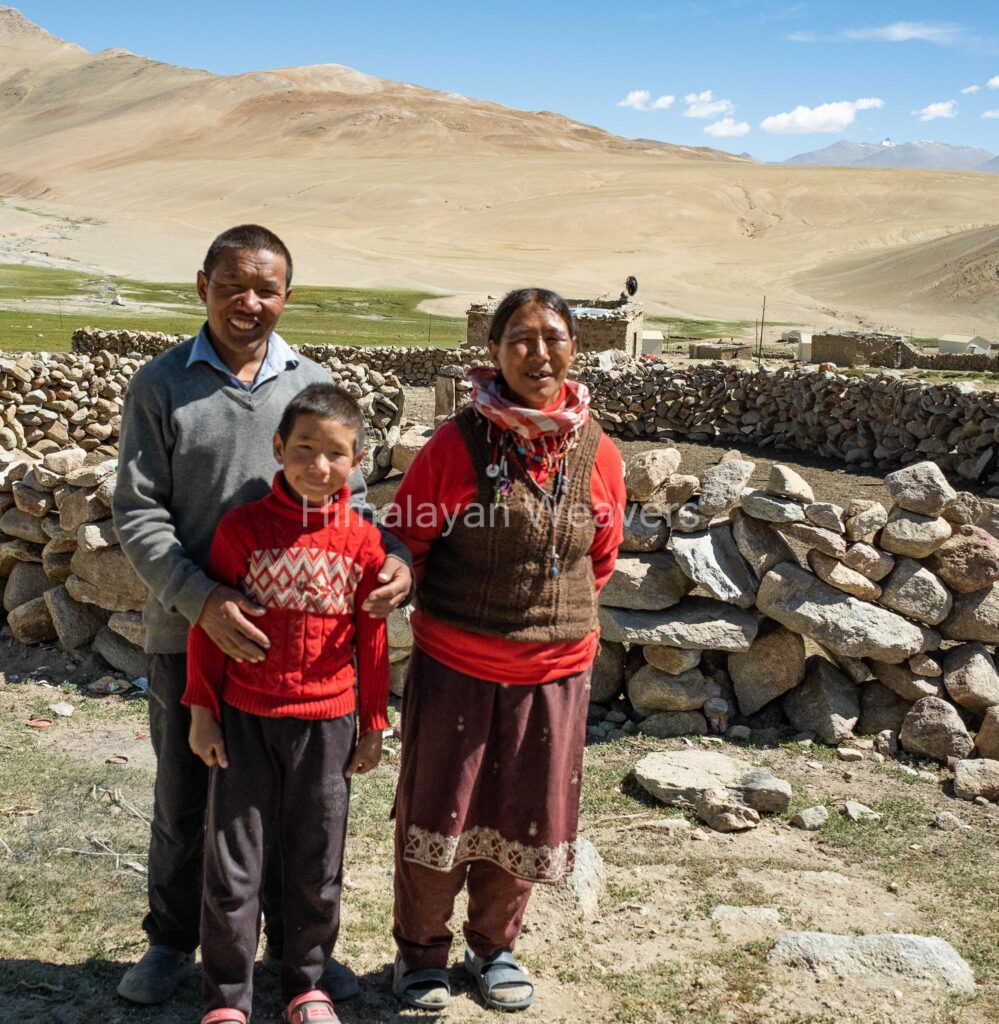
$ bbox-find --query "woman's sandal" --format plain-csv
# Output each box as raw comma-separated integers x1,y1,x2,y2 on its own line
201,1011,247,1024
392,954,451,1010
284,989,341,1024
464,948,535,1011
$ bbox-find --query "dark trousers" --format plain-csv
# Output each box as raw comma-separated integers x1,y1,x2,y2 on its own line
202,704,354,1014
393,843,534,972
144,654,284,953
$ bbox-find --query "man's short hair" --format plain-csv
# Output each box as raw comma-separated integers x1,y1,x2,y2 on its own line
203,225,294,287
277,383,366,456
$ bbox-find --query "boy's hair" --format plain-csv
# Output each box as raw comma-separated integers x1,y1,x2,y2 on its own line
277,383,366,456
203,224,294,287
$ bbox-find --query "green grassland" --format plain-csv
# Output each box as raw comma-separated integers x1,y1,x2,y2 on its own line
0,264,465,352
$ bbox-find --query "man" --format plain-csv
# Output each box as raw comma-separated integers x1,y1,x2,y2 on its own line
112,225,411,1005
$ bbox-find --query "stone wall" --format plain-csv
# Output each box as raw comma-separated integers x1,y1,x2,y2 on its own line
810,332,904,367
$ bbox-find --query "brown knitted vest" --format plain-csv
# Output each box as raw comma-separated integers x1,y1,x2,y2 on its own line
418,406,602,643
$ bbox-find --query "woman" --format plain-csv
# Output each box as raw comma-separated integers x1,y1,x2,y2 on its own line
387,288,625,1012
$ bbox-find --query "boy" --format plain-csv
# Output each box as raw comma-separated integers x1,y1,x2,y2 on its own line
183,383,388,1024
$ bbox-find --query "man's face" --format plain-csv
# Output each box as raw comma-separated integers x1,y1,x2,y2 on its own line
196,248,291,365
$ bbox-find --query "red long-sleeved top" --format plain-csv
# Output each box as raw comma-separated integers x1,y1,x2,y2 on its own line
387,414,625,684
183,472,389,734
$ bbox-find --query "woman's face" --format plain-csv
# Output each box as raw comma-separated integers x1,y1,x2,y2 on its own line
488,302,577,409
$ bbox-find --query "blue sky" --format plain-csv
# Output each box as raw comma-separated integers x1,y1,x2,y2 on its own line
12,0,999,160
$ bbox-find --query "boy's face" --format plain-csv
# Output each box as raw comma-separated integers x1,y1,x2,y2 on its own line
273,413,362,506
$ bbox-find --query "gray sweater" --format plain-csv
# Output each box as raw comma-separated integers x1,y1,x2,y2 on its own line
113,338,401,653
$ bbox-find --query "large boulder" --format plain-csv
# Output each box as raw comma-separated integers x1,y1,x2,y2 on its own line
842,542,895,582
639,711,707,738
730,508,795,580
885,462,958,517
3,561,52,612
8,595,57,643
775,521,847,559
590,640,625,703
767,464,814,504
952,758,999,802
941,643,999,712
976,706,999,759
599,551,693,611
619,503,669,553
625,449,681,501
634,750,791,814
598,599,759,651
1,507,49,544
870,660,943,702
757,562,926,663
728,625,805,716
740,490,806,523
880,508,952,559
69,547,148,607
44,585,106,649
627,665,720,716
858,681,912,736
899,696,974,762
643,645,701,675
92,625,148,679
843,500,887,543
877,558,953,626
783,658,860,744
390,425,433,474
698,460,755,516
670,525,756,609
925,525,999,595
940,583,999,643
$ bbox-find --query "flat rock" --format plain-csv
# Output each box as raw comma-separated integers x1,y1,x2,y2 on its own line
600,551,693,611
634,749,791,814
844,500,888,543
44,585,106,649
625,448,682,501
844,800,881,822
767,932,976,992
598,599,759,651
925,524,999,594
42,448,87,477
728,625,805,716
620,503,669,553
880,508,952,559
767,464,814,504
757,562,926,663
775,521,847,558
698,460,755,516
627,665,720,715
93,625,148,680
671,525,756,608
696,788,759,832
730,508,795,580
939,583,999,643
64,458,117,488
0,507,49,544
639,710,707,738
941,643,999,712
976,706,999,759
808,549,880,600
790,805,829,831
870,660,943,702
804,502,845,533
899,696,974,762
65,573,145,613
783,658,860,744
7,594,57,643
740,490,806,523
878,558,952,626
953,758,999,801
643,645,701,675
885,461,958,517
842,542,895,581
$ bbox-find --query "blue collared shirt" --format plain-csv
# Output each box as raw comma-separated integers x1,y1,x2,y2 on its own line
186,324,299,391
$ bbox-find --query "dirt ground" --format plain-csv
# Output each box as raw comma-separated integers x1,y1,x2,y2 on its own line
1,421,997,1024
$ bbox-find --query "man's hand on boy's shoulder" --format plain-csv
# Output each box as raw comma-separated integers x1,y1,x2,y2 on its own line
361,554,411,618
345,729,383,777
189,706,229,768
198,585,270,661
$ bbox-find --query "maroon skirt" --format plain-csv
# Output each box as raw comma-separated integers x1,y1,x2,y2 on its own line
395,645,592,884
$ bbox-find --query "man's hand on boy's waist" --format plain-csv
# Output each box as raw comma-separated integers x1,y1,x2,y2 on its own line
198,585,269,662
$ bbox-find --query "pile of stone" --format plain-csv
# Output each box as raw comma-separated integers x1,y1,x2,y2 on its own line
585,450,998,801
1,448,148,678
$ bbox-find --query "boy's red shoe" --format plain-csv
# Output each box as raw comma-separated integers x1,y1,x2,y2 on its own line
284,990,341,1024
201,1010,247,1024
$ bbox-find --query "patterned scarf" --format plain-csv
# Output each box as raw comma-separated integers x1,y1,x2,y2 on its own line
468,366,591,439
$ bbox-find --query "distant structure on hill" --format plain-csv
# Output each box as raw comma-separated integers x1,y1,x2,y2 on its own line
937,334,993,355
465,296,644,357
810,330,903,367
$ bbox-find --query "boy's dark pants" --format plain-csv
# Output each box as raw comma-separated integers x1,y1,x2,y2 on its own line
144,655,283,953
201,703,355,1014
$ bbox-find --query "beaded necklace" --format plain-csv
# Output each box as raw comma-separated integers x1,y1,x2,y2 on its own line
483,418,580,578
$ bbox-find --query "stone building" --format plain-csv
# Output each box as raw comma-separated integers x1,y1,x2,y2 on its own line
809,331,904,367
466,296,644,356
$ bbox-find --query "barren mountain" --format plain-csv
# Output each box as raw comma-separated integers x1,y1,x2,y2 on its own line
1,6,999,335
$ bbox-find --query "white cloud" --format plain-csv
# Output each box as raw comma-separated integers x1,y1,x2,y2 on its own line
788,30,818,42
961,85,980,94
914,100,958,121
683,90,735,119
617,89,675,111
761,97,883,134
989,76,999,89
704,117,750,138
842,22,962,45
984,109,999,118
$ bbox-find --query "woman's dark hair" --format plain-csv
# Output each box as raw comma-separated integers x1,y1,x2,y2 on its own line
277,383,366,456
204,224,294,287
487,288,577,344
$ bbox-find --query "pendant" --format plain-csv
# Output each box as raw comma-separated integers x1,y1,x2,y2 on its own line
549,551,560,578
486,463,500,478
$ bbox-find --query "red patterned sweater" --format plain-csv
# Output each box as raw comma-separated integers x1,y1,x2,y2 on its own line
182,472,389,734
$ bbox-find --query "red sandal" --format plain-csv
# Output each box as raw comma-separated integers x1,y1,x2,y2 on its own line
201,1011,247,1024
284,990,340,1024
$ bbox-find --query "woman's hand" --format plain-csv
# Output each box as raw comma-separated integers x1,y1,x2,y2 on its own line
189,706,229,768
361,556,412,617
345,729,383,777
